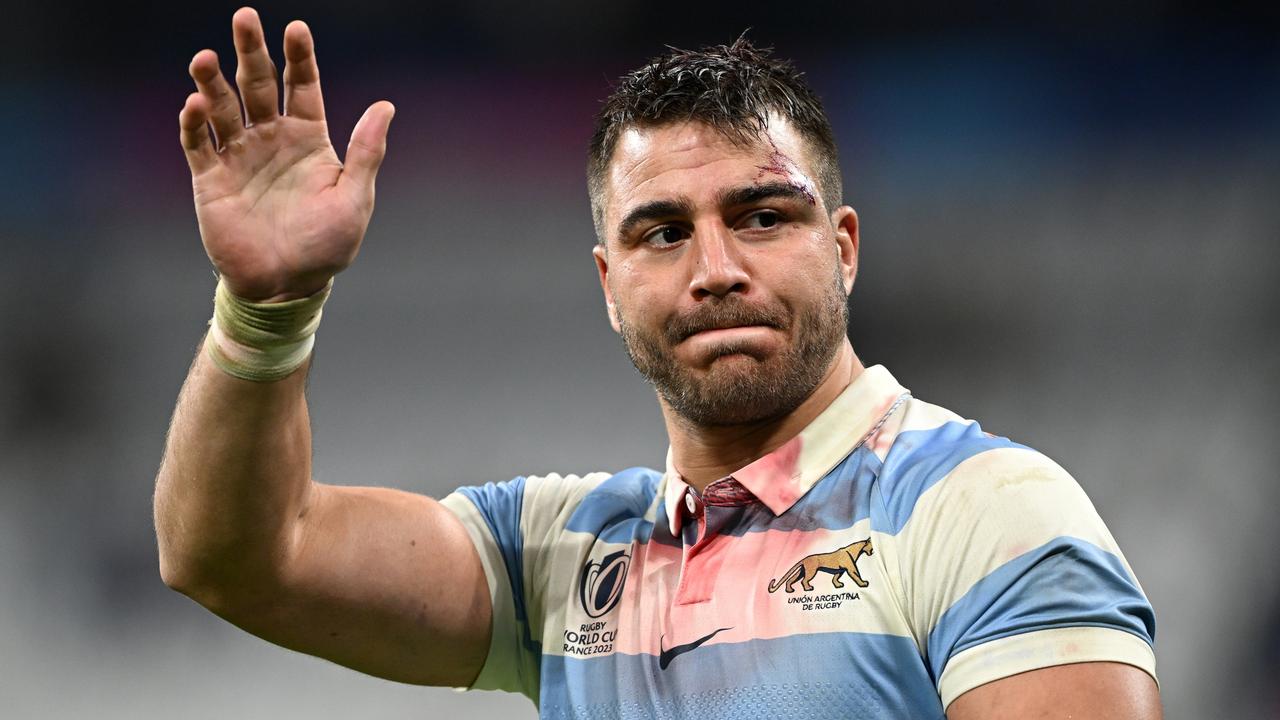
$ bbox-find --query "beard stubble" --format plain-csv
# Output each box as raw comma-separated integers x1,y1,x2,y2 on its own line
615,264,849,427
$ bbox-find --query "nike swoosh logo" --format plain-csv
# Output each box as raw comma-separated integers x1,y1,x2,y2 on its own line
658,627,733,670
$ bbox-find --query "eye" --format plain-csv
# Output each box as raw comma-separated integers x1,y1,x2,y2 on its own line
642,225,690,247
741,210,783,230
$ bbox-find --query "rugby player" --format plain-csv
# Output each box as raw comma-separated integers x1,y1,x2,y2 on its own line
156,7,1162,718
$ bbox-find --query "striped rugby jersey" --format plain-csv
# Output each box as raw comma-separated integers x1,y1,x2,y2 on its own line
440,365,1157,718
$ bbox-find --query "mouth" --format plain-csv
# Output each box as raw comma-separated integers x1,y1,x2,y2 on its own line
670,303,786,345
685,324,768,339
680,324,778,349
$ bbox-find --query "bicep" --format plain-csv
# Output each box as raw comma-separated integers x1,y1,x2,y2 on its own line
947,661,1162,719
212,482,492,687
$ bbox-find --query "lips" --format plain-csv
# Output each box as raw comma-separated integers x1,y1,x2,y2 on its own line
670,307,785,343
686,322,763,337
684,324,771,341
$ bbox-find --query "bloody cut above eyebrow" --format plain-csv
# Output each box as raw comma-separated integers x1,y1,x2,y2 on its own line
614,181,814,242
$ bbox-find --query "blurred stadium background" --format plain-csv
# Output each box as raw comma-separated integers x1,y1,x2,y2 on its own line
1,1,1276,717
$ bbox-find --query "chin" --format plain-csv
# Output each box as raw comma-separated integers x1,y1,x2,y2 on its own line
664,358,815,427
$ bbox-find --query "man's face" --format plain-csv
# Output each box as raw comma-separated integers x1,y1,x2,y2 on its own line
593,118,859,427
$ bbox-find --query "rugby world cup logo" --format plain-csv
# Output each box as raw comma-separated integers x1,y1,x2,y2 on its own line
578,549,630,618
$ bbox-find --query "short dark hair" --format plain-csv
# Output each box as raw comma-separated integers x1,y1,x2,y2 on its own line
587,37,842,242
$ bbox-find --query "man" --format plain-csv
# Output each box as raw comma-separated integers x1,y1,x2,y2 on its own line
156,7,1162,718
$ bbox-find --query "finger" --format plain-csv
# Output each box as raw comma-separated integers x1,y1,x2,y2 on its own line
282,20,325,121
339,101,395,199
232,7,280,125
188,49,244,148
179,92,218,175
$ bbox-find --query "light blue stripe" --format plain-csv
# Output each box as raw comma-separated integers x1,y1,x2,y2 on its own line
563,467,661,544
873,421,1025,535
457,477,542,656
540,632,943,719
925,535,1156,683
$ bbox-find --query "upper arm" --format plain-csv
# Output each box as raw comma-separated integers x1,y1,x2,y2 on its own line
948,661,1162,719
209,482,493,687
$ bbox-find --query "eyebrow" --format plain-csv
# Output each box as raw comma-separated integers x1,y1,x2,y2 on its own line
615,197,697,243
613,181,813,242
715,181,814,210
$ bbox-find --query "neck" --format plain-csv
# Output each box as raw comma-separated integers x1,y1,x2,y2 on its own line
662,340,864,493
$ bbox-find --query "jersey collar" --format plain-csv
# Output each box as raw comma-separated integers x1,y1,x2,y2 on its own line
663,364,909,536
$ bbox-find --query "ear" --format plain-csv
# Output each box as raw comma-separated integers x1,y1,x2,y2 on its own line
592,244,622,334
831,206,860,295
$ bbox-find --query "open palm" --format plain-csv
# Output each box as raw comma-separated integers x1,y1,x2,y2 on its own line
179,8,394,302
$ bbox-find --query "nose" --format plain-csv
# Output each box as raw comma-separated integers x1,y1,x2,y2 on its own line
687,224,750,300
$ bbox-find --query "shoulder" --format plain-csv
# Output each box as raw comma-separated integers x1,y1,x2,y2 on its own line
870,400,1156,691
527,467,662,518
560,467,664,542
442,470,614,522
872,396,1049,535
872,397,1139,604
442,468,663,539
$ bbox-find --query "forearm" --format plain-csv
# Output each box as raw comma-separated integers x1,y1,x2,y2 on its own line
154,342,315,602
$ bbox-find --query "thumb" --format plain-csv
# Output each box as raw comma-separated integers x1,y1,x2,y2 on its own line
341,100,395,197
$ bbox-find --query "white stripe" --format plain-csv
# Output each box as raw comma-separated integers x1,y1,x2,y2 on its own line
519,472,613,663
939,626,1158,709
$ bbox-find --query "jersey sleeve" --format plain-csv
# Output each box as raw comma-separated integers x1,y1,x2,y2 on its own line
439,472,610,702
885,442,1158,710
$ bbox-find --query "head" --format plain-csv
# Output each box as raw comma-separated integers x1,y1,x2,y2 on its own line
587,37,842,239
589,38,860,427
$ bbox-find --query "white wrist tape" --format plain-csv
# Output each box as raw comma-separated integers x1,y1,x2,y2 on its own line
204,277,332,382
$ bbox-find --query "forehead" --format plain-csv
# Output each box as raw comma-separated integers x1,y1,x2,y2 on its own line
603,118,818,224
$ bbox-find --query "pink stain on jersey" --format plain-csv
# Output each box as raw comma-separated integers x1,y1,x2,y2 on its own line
611,526,878,658
674,527,734,605
870,425,895,457
734,434,804,515
614,538,681,649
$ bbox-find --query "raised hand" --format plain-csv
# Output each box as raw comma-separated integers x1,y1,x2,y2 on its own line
179,7,394,302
